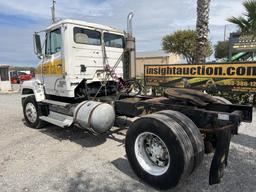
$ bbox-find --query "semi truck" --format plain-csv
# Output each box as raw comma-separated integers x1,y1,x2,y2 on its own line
21,3,254,190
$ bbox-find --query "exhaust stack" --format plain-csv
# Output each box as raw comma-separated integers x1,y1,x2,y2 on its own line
125,12,136,79
127,12,134,37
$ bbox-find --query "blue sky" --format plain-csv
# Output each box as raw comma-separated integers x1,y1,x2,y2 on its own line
0,0,245,66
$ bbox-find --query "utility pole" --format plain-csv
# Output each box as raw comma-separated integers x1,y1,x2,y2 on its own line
51,0,57,23
224,25,227,41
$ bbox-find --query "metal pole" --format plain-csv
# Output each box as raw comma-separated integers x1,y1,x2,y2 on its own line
224,25,226,41
51,0,56,23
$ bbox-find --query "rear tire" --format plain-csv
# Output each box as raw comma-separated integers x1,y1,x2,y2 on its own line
156,110,204,171
22,95,45,129
125,113,194,190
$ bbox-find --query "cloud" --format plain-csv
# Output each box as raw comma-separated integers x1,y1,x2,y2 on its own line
0,0,246,66
0,0,113,20
210,0,244,25
0,25,37,66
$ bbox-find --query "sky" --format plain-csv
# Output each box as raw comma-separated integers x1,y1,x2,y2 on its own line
0,0,246,67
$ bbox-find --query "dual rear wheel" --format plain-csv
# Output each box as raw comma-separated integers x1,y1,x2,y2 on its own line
125,110,204,190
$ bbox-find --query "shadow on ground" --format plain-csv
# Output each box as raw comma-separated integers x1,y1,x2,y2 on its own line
64,169,148,192
23,119,126,148
22,119,256,192
111,158,138,180
231,133,256,149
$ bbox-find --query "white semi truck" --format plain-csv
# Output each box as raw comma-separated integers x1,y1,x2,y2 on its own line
21,2,253,190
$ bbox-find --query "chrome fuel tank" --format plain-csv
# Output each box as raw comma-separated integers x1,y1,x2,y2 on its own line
74,101,115,134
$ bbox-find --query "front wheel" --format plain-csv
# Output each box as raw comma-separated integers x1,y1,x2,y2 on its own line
22,95,45,129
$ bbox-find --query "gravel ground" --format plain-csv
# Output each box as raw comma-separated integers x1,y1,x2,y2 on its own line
0,94,255,192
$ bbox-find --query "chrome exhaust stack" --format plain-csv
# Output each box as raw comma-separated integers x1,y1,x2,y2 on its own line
127,12,134,37
125,12,136,79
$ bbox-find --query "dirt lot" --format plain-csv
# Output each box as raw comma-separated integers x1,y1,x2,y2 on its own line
0,94,255,192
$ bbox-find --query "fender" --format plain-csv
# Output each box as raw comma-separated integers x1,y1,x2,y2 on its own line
21,79,45,102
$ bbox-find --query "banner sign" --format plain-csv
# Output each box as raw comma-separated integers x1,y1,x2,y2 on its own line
229,33,256,52
144,63,256,93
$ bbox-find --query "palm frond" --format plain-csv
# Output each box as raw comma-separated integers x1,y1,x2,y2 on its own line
227,1,256,35
243,0,256,20
227,16,247,31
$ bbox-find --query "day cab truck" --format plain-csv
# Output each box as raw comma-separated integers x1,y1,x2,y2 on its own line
20,12,254,190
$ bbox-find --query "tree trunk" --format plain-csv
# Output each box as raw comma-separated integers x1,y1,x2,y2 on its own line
195,0,211,64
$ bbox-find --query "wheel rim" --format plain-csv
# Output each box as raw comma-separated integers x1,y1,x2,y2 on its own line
134,132,170,176
25,103,37,123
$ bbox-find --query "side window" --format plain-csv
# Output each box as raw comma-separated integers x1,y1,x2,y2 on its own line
73,27,101,45
104,33,124,48
45,28,62,55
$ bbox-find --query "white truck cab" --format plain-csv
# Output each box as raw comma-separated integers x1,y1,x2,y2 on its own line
21,12,136,131
33,19,127,98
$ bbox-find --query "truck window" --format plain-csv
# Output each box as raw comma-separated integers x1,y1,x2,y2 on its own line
104,33,124,48
74,27,101,45
45,28,62,55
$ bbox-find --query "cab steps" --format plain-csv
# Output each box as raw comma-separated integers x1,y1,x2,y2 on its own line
39,111,73,128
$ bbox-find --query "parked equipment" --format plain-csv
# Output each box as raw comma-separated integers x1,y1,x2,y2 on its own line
21,2,254,190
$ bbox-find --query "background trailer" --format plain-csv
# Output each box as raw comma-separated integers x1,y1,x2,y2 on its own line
0,65,12,91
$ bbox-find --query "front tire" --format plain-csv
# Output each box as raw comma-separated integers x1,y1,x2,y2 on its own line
22,96,45,129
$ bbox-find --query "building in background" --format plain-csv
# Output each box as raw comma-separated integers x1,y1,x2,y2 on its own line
0,64,12,91
136,50,182,77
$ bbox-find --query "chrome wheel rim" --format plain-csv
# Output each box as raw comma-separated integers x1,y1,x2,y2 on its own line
134,132,170,176
25,103,37,123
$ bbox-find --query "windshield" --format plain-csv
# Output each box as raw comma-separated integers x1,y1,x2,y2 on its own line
45,28,62,55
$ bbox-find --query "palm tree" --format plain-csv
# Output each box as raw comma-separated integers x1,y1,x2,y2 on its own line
195,0,211,64
227,0,256,35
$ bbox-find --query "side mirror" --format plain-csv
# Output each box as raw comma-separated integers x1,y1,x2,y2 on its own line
33,33,42,58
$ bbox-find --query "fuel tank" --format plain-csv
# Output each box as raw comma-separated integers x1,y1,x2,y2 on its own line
74,101,115,134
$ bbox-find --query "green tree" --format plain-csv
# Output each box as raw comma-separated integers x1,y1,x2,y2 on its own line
227,0,256,35
162,30,212,64
214,40,229,59
195,0,211,63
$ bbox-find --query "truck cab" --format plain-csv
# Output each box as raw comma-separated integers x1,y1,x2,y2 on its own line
34,19,127,99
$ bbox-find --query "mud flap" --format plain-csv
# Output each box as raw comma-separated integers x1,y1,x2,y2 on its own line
209,127,232,185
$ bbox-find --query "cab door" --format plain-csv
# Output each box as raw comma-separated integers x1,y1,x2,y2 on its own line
42,28,65,95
